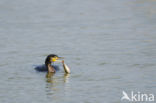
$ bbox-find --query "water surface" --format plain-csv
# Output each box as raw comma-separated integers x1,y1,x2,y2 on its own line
0,0,156,103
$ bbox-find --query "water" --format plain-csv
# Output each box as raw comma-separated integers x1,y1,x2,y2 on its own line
0,0,156,103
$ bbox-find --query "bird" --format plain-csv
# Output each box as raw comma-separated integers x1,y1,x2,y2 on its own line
35,54,70,73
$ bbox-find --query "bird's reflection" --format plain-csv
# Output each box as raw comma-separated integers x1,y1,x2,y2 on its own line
45,72,71,99
64,73,70,83
46,72,55,83
46,72,70,83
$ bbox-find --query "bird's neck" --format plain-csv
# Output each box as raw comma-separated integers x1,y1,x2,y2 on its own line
47,64,55,73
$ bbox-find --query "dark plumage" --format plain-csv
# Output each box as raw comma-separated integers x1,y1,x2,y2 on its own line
35,64,59,72
35,54,60,72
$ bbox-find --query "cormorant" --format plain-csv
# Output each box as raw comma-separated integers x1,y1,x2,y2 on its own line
35,54,70,73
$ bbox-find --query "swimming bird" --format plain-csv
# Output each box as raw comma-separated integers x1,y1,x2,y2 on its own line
35,54,70,73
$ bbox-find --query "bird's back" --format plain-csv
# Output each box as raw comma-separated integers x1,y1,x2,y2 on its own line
34,64,60,72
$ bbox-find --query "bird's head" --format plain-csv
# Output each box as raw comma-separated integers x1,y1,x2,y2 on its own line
45,54,63,66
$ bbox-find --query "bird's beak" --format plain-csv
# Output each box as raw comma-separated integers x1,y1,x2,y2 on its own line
51,56,64,62
55,57,64,63
58,57,64,59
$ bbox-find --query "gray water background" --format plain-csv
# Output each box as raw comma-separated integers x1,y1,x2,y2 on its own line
0,0,156,103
